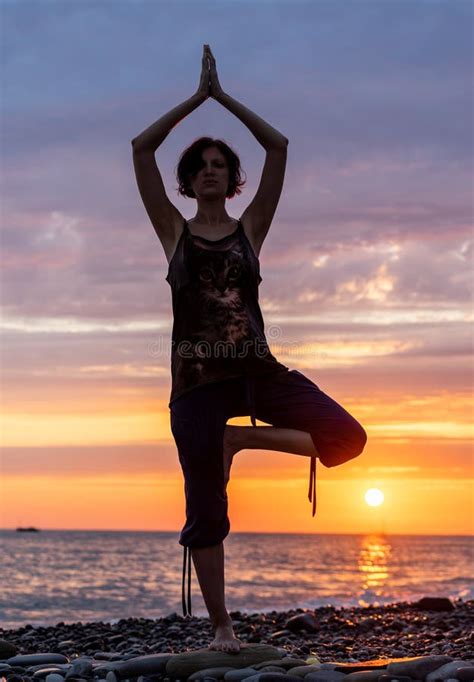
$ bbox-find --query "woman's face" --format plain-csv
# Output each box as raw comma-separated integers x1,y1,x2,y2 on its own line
190,146,229,198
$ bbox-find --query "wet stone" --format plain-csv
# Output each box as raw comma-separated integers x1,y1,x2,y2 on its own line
45,676,66,682
257,667,287,674
455,667,474,681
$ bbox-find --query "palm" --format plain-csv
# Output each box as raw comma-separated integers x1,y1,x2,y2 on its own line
206,46,223,98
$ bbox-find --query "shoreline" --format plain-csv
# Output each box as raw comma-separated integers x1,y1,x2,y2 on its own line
1,599,472,662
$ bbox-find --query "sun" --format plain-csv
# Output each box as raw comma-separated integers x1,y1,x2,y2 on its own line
365,488,385,507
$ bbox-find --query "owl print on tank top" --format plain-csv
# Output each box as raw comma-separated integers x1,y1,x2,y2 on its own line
177,236,252,386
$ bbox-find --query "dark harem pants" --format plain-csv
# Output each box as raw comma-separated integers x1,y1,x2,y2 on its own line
169,368,367,617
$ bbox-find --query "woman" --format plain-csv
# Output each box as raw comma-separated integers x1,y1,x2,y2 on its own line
132,45,367,653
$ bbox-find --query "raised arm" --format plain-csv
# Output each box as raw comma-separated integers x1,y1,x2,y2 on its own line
131,46,210,260
207,46,288,256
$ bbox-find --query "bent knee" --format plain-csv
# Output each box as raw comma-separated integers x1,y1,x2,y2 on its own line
353,421,368,454
317,416,367,467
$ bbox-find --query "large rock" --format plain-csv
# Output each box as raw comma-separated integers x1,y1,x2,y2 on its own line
456,667,474,681
166,645,283,679
412,597,455,612
426,660,471,681
387,655,453,679
95,654,175,678
0,640,17,659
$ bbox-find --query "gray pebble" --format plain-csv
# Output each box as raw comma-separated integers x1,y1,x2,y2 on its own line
224,669,259,681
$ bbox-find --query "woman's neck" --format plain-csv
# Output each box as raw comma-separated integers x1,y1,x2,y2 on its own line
191,214,234,226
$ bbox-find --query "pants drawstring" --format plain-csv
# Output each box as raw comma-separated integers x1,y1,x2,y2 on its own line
308,456,317,516
246,372,316,516
181,545,192,617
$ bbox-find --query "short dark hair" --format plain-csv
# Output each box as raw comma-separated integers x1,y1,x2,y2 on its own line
175,137,246,199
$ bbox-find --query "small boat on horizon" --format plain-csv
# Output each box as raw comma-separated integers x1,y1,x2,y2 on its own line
16,527,40,532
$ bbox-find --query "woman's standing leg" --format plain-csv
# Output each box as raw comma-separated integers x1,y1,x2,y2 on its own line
191,542,238,651
171,377,247,652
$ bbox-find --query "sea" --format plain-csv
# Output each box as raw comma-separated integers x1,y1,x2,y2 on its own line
1,530,472,630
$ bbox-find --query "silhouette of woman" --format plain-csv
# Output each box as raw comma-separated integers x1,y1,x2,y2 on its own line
132,45,367,653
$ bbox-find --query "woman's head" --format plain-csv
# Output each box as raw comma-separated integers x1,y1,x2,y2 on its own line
176,137,246,199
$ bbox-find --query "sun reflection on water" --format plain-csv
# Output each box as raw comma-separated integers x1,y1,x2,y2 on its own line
358,534,392,605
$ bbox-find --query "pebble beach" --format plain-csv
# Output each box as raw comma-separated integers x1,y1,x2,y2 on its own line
1,597,473,682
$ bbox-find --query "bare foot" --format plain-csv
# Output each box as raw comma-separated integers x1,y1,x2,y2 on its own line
222,425,244,488
209,620,241,652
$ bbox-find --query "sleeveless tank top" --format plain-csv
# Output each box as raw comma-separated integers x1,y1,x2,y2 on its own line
165,217,289,406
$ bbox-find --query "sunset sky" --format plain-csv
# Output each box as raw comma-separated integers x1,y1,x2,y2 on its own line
1,0,472,535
